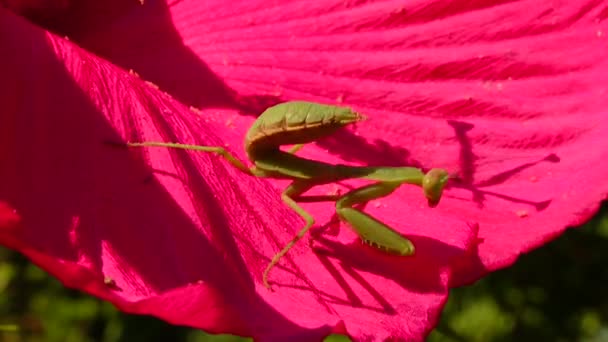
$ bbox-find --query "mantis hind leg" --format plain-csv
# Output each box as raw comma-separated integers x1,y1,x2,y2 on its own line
126,142,258,175
335,182,415,256
263,181,316,290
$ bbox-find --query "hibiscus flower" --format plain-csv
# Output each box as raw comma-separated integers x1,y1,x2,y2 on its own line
1,1,607,341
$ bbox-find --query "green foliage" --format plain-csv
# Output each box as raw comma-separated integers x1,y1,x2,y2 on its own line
430,203,608,342
1,204,606,341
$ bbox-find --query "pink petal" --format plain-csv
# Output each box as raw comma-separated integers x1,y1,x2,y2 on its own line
3,1,608,341
0,7,479,341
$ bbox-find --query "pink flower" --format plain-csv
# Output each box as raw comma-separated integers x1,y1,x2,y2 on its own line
1,1,607,341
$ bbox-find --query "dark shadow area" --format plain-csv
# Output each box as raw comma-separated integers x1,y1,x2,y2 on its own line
447,120,557,211
474,153,560,188
447,222,488,288
12,0,284,114
271,232,470,316
315,129,423,168
448,120,476,186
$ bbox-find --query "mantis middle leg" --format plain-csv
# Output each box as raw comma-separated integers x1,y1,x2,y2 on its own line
263,180,318,289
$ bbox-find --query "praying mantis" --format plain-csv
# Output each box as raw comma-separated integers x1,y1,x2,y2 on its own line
127,101,449,289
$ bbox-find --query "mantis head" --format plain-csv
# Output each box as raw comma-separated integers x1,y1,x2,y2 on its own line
422,168,449,207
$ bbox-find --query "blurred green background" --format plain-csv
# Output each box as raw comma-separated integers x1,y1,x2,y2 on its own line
1,203,606,342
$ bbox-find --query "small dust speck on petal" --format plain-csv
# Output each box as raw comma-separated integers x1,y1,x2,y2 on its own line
529,175,538,182
189,106,202,115
598,30,604,38
516,210,528,218
326,186,341,197
104,277,117,287
225,117,235,128
145,81,159,89
129,69,140,78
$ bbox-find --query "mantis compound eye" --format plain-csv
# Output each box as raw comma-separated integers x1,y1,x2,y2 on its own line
422,168,449,207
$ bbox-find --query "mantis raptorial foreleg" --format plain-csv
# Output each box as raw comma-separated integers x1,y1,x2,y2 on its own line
336,181,415,255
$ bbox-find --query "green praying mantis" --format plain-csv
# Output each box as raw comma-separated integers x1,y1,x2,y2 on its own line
127,101,449,289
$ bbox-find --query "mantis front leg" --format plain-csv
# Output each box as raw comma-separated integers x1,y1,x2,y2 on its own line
335,182,415,255
334,168,448,255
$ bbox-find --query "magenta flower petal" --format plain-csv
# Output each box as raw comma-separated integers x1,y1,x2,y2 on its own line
2,1,608,341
